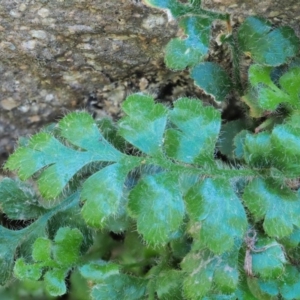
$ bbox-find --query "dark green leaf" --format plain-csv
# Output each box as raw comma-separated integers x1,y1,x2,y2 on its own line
191,62,233,102
238,16,300,65
0,178,47,220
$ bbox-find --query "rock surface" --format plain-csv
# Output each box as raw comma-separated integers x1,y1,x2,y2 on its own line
0,0,299,169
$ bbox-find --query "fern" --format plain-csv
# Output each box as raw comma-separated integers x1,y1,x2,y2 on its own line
1,0,300,299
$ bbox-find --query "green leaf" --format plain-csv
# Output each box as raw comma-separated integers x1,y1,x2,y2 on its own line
44,269,67,297
91,274,146,300
248,65,298,110
238,16,300,65
279,265,300,299
247,265,300,299
118,94,168,156
13,258,42,281
52,227,83,267
271,123,300,175
247,277,278,300
243,178,300,238
251,237,286,279
182,242,241,298
0,178,47,220
32,237,52,263
128,172,185,246
164,98,221,164
5,112,123,199
155,270,183,299
185,178,247,253
217,120,249,159
165,16,211,70
0,215,48,285
81,161,137,228
191,62,233,102
243,131,272,167
79,260,119,283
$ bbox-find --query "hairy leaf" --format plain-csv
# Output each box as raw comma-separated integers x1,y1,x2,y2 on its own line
154,269,183,299
165,16,211,70
251,237,286,279
185,178,247,253
79,260,119,283
5,112,123,199
247,65,300,110
238,16,300,65
164,98,221,164
182,242,241,298
243,178,300,238
118,94,168,156
14,227,83,297
80,161,138,228
91,274,146,300
128,172,185,246
191,62,233,102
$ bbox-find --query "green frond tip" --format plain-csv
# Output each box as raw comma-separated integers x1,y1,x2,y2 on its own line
127,172,185,246
118,93,168,156
185,178,248,254
164,97,221,164
5,112,123,199
238,16,300,66
165,16,212,70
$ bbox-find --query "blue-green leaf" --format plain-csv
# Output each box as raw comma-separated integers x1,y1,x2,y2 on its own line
118,94,168,156
79,260,119,283
191,62,233,102
44,269,67,297
185,178,247,254
164,98,221,164
182,242,241,298
238,16,300,66
81,161,137,228
243,178,300,238
251,237,286,279
128,172,185,246
165,16,211,70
